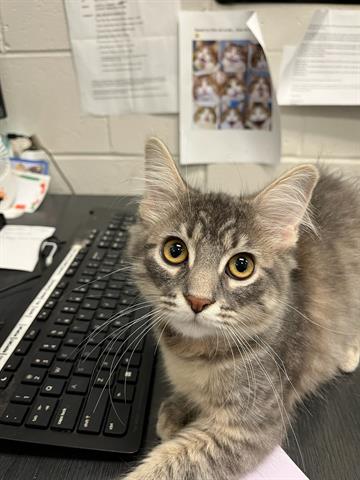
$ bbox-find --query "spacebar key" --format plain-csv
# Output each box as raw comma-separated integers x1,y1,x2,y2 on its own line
77,390,109,434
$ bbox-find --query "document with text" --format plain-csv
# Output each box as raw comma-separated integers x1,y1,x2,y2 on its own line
65,0,180,115
278,9,360,105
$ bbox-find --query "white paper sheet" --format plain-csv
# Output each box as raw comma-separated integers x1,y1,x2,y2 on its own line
240,446,309,480
179,11,281,166
65,0,180,115
0,225,55,272
278,9,360,105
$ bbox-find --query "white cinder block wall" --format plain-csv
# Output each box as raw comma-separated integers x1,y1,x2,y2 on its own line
0,0,359,196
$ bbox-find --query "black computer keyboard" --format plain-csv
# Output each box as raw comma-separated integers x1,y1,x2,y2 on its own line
0,211,156,454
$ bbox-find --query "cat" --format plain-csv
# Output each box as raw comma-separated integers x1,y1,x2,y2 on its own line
193,75,220,106
222,42,247,76
220,106,244,129
193,42,218,75
244,103,271,130
248,76,271,107
193,106,217,129
123,137,360,480
251,44,268,70
221,76,246,109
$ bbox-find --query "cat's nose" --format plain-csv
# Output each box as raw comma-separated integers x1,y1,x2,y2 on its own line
184,295,214,314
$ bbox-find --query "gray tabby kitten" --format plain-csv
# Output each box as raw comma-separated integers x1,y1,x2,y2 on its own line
124,138,360,480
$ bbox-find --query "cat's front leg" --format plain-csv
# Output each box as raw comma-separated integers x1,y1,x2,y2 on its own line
156,393,196,441
122,418,282,480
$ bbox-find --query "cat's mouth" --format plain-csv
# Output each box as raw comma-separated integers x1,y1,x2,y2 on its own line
252,119,266,127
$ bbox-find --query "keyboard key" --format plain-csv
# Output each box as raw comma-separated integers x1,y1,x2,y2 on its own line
40,339,61,352
113,384,135,403
3,356,22,372
92,281,106,291
96,309,113,320
0,404,28,425
49,362,72,378
31,352,54,368
82,269,96,277
121,352,141,367
54,315,73,326
11,385,38,404
57,280,68,289
24,327,40,341
77,310,94,321
126,337,145,352
65,268,77,277
83,299,99,310
104,290,120,300
67,293,84,303
14,341,32,355
96,356,114,371
51,288,62,299
87,261,99,269
86,289,102,300
99,266,113,274
109,340,125,355
108,281,122,290
78,390,109,434
62,304,79,314
74,285,88,294
48,327,68,338
67,376,89,395
100,298,117,309
41,378,66,396
91,250,105,261
78,276,92,285
22,368,46,385
70,321,89,334
44,299,57,309
57,347,78,362
118,368,138,384
88,331,107,343
104,405,131,436
37,309,50,321
103,259,116,267
94,372,113,388
26,398,58,429
118,296,133,306
81,346,101,361
0,373,13,389
51,395,83,431
64,333,84,347
74,360,96,377
105,251,119,260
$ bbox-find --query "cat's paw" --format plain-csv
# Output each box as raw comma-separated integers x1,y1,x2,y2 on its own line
339,344,360,373
156,399,183,441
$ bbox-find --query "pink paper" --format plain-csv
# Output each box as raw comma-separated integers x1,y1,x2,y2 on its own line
241,446,309,480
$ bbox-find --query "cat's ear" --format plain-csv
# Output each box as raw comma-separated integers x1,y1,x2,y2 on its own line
139,137,187,223
254,165,319,249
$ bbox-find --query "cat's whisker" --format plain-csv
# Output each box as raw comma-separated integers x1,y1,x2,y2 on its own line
94,312,165,414
277,299,352,336
228,323,305,472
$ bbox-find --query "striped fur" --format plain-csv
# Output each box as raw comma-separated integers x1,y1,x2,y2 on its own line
123,138,360,480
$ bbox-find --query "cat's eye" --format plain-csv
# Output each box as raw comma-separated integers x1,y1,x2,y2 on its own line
226,253,255,280
162,238,188,265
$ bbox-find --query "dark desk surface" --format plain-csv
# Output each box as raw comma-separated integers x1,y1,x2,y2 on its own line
0,195,359,480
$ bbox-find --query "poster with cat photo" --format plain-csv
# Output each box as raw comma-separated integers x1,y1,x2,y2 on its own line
179,11,280,165
193,41,272,131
